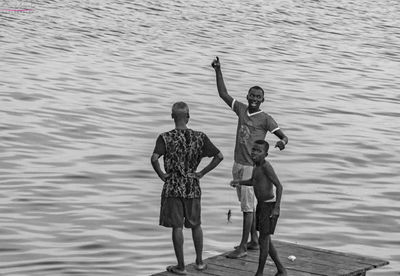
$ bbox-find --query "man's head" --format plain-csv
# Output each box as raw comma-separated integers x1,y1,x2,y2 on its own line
171,101,190,122
251,140,269,163
246,86,265,112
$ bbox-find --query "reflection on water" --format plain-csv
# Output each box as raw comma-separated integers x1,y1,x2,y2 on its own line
1,0,399,275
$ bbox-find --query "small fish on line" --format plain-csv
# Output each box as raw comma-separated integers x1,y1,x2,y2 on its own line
227,209,232,223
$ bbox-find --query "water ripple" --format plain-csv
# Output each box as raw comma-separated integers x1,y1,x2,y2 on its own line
1,0,400,275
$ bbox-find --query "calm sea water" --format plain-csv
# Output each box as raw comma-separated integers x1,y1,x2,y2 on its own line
1,0,399,275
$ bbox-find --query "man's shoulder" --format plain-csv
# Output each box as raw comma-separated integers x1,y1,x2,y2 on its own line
161,128,175,133
235,99,247,109
160,129,173,136
188,130,215,145
189,129,207,137
161,129,207,137
258,110,274,119
159,129,182,141
255,111,278,126
233,100,249,119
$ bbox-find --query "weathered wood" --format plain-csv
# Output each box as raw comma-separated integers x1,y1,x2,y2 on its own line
276,240,389,276
151,240,389,276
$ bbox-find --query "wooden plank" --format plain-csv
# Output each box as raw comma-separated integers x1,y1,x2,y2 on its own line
274,240,388,266
206,251,314,276
222,248,362,276
272,240,389,275
151,240,388,276
241,249,367,276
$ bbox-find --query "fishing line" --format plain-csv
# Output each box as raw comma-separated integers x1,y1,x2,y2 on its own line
227,178,236,224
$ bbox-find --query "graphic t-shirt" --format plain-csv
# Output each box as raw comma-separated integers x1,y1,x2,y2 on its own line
153,129,220,199
232,99,279,166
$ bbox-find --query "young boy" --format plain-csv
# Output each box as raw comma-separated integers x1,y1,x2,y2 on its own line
231,140,287,276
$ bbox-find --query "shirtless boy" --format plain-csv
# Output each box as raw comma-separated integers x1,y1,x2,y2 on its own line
231,140,287,276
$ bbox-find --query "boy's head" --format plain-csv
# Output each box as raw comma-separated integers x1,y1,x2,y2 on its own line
251,140,269,163
246,86,265,111
171,101,190,122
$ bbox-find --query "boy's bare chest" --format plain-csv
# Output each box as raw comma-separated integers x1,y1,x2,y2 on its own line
252,167,274,199
252,167,267,182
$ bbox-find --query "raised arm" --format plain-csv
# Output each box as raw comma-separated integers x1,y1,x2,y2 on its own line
211,57,234,107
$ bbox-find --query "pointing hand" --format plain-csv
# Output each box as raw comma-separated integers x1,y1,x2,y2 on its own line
211,56,220,69
274,140,286,151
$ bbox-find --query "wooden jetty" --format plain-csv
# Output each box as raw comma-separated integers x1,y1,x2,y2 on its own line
152,240,389,276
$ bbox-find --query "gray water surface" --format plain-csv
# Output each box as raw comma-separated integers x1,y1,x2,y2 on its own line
1,0,399,275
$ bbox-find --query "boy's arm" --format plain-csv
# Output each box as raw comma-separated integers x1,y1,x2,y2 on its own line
211,57,234,108
273,129,289,151
262,162,283,217
239,179,253,186
151,153,170,182
230,178,253,187
195,152,224,179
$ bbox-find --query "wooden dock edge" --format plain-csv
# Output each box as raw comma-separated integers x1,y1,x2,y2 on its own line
151,240,389,276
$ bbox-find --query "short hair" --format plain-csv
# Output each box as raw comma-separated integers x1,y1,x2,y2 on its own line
254,140,269,153
172,101,189,115
248,86,264,95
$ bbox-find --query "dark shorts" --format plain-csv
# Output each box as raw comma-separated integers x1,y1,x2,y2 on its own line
256,201,279,235
159,197,201,228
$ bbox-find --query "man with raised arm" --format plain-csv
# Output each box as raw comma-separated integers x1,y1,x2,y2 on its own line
211,57,288,259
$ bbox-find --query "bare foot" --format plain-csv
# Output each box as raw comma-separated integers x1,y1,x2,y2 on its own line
227,247,247,259
247,241,259,250
234,241,259,250
166,265,187,275
194,262,207,271
275,269,288,276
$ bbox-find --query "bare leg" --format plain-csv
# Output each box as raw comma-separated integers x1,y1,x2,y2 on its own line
227,211,253,258
172,227,185,270
238,212,253,252
255,232,270,276
241,211,253,247
234,212,259,250
192,225,204,266
250,212,259,245
269,239,287,275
